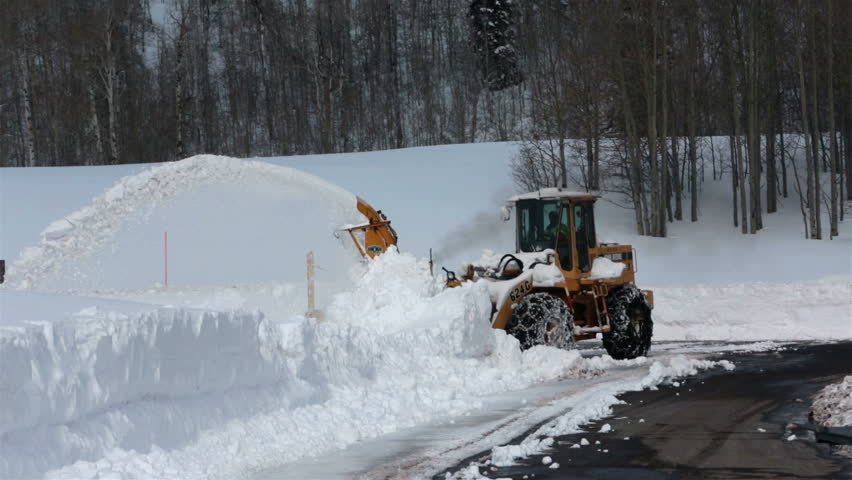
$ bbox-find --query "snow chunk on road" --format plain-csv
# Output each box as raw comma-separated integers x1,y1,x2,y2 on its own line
812,375,852,427
491,437,554,467
811,376,852,456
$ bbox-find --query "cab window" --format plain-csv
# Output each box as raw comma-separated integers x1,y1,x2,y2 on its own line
574,203,597,272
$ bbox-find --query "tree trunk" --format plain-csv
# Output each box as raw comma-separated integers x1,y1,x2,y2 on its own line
780,124,788,198
808,5,821,239
101,16,120,165
617,51,646,236
730,136,738,228
796,1,816,240
728,6,747,234
747,1,761,233
766,122,777,213
645,0,660,236
688,11,698,222
87,80,104,164
15,51,36,167
827,0,838,238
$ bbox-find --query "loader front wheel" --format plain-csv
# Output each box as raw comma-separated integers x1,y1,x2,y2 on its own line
602,285,653,360
507,293,575,350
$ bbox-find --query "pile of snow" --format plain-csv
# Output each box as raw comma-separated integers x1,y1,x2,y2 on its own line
812,376,852,427
5,155,364,291
2,251,649,479
589,257,626,279
811,375,852,457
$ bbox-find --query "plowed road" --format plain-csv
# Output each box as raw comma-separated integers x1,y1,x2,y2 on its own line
439,342,852,480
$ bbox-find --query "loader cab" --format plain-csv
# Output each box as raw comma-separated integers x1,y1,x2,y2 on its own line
512,189,598,275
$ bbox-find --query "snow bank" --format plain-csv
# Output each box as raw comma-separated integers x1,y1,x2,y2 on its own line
5,156,364,290
811,375,852,457
0,302,295,478
812,376,852,427
652,277,852,341
2,251,616,479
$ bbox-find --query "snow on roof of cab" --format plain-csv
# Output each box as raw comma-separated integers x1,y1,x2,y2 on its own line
507,188,597,202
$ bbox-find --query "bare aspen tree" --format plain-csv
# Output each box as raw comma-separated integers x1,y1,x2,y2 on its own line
808,4,822,239
827,0,838,238
797,0,816,240
174,7,189,160
746,0,761,233
659,0,670,235
728,3,748,234
616,42,648,236
15,50,36,167
640,0,662,237
96,7,121,164
688,5,699,222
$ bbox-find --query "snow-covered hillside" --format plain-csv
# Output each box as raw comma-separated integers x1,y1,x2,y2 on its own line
1,143,850,479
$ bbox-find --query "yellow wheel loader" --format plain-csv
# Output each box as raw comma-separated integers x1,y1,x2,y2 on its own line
457,188,654,359
344,189,653,360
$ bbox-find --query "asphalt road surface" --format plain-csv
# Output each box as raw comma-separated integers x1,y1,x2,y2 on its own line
440,342,852,480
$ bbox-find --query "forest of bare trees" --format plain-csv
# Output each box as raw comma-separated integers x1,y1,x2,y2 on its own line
1,0,849,238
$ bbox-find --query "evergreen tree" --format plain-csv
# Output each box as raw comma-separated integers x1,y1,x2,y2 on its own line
468,0,524,91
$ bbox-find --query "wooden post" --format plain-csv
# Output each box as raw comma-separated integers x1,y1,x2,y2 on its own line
164,231,168,288
307,251,318,319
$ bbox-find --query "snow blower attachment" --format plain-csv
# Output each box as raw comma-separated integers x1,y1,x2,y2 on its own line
448,189,654,359
341,197,399,258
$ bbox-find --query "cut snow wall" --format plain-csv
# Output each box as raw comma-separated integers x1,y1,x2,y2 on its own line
0,307,305,478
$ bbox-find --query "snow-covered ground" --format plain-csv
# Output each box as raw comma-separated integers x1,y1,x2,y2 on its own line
1,142,850,479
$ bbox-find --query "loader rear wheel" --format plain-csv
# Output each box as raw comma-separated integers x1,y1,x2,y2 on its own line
602,285,653,360
507,293,576,350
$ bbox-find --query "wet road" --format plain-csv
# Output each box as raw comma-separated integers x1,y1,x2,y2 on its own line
440,343,852,479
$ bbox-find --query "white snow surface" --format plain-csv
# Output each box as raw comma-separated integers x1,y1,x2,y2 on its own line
652,278,852,341
1,141,851,479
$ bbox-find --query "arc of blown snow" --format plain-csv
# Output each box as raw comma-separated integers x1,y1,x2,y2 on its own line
6,155,364,290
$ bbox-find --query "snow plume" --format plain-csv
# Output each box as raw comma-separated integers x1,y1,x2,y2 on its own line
434,210,511,267
5,155,364,290
3,251,607,479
